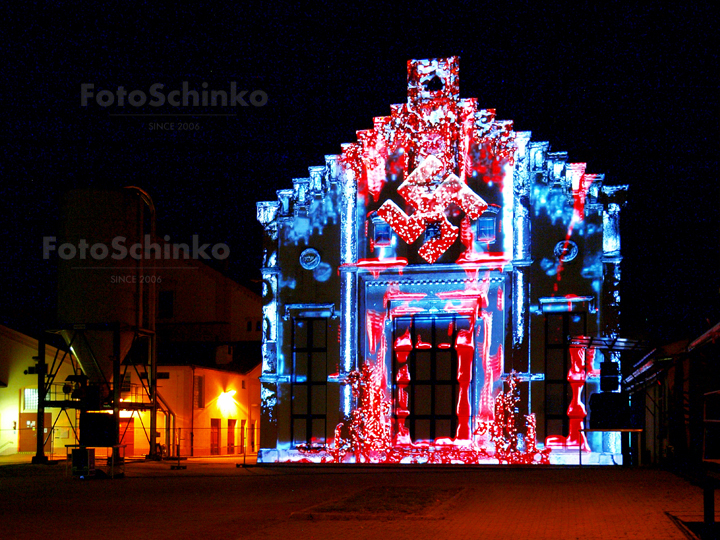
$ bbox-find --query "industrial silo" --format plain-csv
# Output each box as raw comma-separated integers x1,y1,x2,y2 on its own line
55,187,157,451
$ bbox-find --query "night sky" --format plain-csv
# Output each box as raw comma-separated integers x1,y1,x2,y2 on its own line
1,3,718,344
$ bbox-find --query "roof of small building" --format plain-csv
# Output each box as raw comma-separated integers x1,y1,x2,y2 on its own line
689,320,720,352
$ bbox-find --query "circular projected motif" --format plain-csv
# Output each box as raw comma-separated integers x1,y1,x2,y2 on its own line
299,248,321,270
554,240,579,262
313,262,332,282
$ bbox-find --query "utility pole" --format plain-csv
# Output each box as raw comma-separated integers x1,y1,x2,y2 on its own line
32,338,48,464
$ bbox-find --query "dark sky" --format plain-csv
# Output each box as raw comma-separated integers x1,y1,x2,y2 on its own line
1,2,718,344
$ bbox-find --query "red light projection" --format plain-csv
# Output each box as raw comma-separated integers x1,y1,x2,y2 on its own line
327,366,549,464
331,360,392,463
377,156,489,263
319,262,546,464
340,58,515,207
545,346,598,452
394,330,412,446
455,327,474,439
355,258,408,279
483,375,551,465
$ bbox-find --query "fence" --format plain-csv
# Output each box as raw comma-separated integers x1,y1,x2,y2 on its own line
177,425,259,458
0,424,259,459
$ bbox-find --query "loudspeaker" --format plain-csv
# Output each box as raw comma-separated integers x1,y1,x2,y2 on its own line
589,392,631,429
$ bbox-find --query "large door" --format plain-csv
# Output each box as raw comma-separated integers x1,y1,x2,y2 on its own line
393,316,461,442
210,418,220,455
18,413,52,452
227,419,236,454
119,418,134,457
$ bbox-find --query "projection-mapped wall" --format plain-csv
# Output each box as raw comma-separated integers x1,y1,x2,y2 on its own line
257,57,628,465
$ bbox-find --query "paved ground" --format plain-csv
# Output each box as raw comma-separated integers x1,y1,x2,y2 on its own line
0,459,713,540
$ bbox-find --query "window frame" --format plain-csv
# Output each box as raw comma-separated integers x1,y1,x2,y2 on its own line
392,315,460,442
22,387,39,412
290,317,328,447
543,311,586,439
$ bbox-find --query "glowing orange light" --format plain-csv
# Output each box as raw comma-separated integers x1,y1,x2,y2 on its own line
217,390,237,416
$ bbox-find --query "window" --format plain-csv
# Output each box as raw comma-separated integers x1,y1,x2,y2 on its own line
256,320,262,332
291,317,328,446
246,320,252,332
424,75,444,92
23,388,38,412
476,216,496,244
393,316,460,442
554,240,579,262
477,205,500,244
240,419,246,454
158,290,174,319
372,218,392,247
424,221,442,242
250,421,256,453
193,376,205,409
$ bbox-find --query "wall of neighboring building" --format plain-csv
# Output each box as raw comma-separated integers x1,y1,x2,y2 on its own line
156,254,262,343
24,189,263,459
628,340,712,467
0,325,78,456
141,238,264,457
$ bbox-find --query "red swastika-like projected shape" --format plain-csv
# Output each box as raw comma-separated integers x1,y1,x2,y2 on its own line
377,156,489,263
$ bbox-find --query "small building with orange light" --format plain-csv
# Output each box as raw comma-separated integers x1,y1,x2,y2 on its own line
115,253,264,458
4,187,263,460
152,344,262,457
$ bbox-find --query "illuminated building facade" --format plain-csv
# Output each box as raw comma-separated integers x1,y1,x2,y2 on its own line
0,325,78,457
257,57,628,464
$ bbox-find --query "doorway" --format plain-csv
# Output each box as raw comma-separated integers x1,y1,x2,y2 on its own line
227,419,236,454
392,315,465,442
119,418,134,457
210,418,220,455
18,412,52,452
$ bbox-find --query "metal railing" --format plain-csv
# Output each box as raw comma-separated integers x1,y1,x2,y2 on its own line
0,424,259,459
182,425,259,457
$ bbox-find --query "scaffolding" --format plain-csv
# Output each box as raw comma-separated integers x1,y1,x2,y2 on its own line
30,324,170,464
